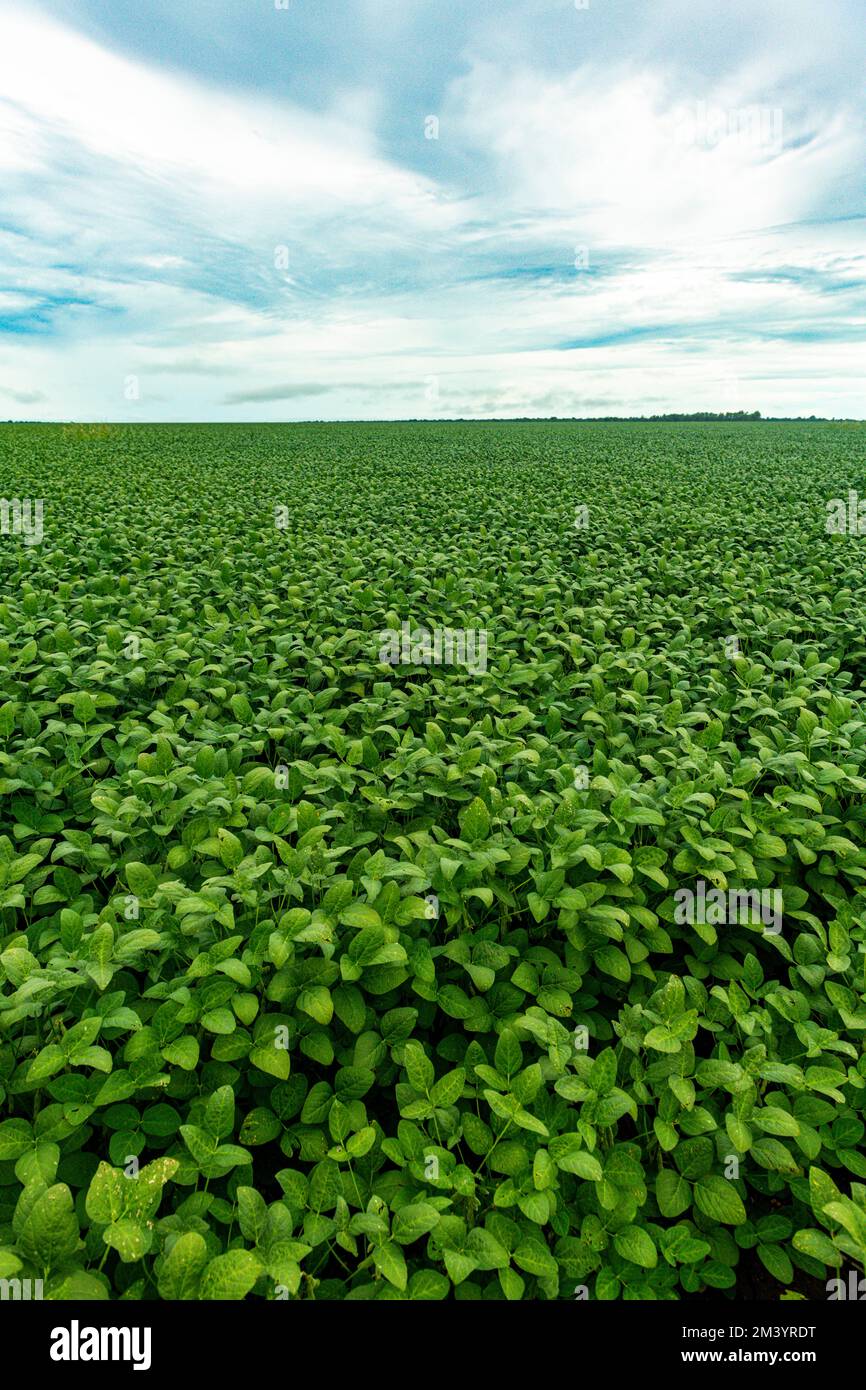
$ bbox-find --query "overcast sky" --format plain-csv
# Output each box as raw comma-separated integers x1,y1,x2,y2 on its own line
1,0,864,420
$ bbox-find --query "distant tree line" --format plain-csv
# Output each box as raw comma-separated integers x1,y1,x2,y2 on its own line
460,412,860,423
643,410,762,421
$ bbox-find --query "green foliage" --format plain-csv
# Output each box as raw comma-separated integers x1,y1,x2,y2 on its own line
0,420,865,1300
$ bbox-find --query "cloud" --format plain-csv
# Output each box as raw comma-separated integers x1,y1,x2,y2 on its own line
0,385,46,403
223,383,335,404
443,58,855,247
0,0,864,418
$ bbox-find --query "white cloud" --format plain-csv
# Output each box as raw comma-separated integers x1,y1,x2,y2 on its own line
0,2,864,418
0,9,443,218
443,58,856,247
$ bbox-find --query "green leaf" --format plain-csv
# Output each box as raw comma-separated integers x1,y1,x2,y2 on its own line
751,1139,801,1175
340,904,382,929
17,1184,80,1267
791,1228,841,1264
199,1249,263,1300
805,1067,847,1102
201,1008,236,1035
809,1166,842,1219
346,1126,376,1158
693,1175,747,1225
0,1119,32,1160
499,1267,525,1301
373,1240,407,1291
73,691,97,724
217,829,244,870
443,1249,477,1285
484,1090,549,1136
204,1085,235,1140
162,1036,200,1070
236,1187,269,1244
644,1025,681,1054
656,1169,691,1218
297,986,333,1026
754,1106,800,1138
408,1269,450,1300
392,1202,441,1245
403,1041,435,1095
725,1114,752,1152
15,1141,60,1187
430,1068,465,1108
27,1044,66,1084
158,1232,209,1299
104,1218,152,1263
494,1030,523,1078
86,1162,125,1224
86,924,115,994
230,693,254,724
249,1043,291,1081
466,1227,510,1270
555,1149,603,1181
513,1237,558,1279
589,1048,617,1094
123,1158,178,1221
459,797,490,844
125,862,158,899
823,1199,866,1248
595,946,631,982
141,1104,181,1138
46,1269,109,1300
93,1070,137,1106
757,1243,793,1284
613,1225,657,1269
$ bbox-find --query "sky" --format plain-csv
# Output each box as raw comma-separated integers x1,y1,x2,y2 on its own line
0,0,864,421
